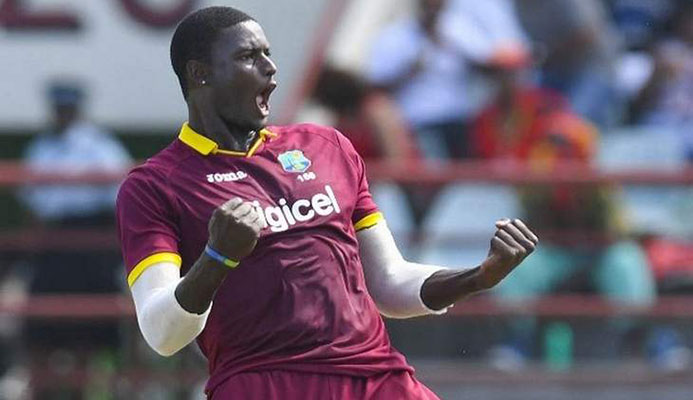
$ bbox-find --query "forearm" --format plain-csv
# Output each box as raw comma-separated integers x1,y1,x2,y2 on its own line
421,218,540,310
174,197,263,314
175,252,230,314
360,218,538,316
420,266,484,311
131,262,212,356
137,280,210,356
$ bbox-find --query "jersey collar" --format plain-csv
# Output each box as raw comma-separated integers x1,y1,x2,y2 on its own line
178,122,277,157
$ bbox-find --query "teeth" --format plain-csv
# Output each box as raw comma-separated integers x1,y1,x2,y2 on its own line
256,94,268,112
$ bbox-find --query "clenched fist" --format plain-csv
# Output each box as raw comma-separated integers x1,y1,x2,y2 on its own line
207,198,267,262
477,218,539,290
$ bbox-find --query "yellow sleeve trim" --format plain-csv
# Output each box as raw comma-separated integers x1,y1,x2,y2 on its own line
127,252,182,287
354,212,384,232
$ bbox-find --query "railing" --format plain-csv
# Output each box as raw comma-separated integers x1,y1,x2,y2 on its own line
0,160,691,319
1,159,691,396
3,293,693,319
1,160,692,186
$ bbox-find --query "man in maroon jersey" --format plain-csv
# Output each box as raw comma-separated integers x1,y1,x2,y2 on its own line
116,6,538,399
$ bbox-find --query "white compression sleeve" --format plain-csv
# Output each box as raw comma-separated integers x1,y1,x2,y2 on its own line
357,221,451,319
130,262,211,356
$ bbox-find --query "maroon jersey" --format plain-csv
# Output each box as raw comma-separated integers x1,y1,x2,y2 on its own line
116,123,413,394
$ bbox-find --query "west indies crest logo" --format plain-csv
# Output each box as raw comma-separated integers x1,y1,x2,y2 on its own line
277,150,311,173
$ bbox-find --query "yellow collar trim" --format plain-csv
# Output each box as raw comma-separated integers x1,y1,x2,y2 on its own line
178,122,277,158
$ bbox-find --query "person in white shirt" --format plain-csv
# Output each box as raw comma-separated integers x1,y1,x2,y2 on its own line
19,81,132,396
368,0,470,160
22,82,132,223
367,0,527,160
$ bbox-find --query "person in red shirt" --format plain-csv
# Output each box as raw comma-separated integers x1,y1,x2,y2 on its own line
116,7,538,399
312,65,419,164
470,48,574,162
470,54,655,368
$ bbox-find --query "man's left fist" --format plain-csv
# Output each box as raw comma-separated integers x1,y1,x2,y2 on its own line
477,218,539,290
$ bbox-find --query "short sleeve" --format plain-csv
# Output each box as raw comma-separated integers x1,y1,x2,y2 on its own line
116,170,181,287
333,129,383,231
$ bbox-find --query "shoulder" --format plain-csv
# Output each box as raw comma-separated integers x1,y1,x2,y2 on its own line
69,122,114,144
268,122,335,135
269,123,361,165
117,141,190,202
268,123,346,147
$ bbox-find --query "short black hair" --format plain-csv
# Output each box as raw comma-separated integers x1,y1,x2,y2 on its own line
170,6,255,99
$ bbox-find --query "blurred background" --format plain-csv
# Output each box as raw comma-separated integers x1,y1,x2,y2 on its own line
1,0,693,399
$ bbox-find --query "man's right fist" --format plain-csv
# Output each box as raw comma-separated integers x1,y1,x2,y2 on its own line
207,198,266,262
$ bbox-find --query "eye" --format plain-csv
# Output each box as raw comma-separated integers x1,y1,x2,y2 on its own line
264,49,272,57
239,53,254,61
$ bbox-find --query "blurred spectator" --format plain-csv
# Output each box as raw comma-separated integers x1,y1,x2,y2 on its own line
312,66,419,164
471,60,568,162
470,59,657,368
367,0,475,160
444,0,528,58
607,1,681,123
21,82,131,223
632,3,693,160
515,0,623,128
19,79,131,397
367,0,530,160
312,66,434,227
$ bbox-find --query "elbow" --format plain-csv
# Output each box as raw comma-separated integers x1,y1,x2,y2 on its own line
368,271,430,319
152,343,182,357
132,284,207,358
137,306,197,357
380,310,413,320
376,297,448,319
372,293,424,319
369,276,447,319
367,280,409,318
141,330,185,357
378,305,427,320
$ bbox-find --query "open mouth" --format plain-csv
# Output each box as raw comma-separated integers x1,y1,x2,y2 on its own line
256,81,277,116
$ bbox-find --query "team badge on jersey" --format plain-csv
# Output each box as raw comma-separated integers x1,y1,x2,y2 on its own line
278,150,311,173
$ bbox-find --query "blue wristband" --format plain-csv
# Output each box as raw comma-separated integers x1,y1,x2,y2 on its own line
204,245,240,268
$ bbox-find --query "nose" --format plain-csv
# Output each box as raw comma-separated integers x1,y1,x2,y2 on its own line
261,54,277,77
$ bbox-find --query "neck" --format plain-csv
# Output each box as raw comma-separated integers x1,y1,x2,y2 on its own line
187,100,258,153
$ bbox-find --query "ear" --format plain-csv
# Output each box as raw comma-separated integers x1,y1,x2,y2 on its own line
185,60,210,91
